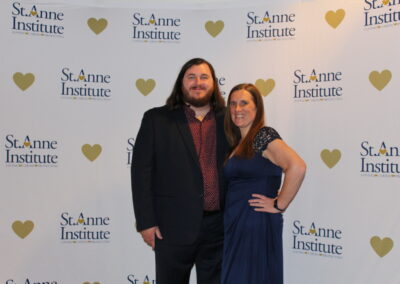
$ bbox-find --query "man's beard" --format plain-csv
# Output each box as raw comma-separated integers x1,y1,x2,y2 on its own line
182,87,213,107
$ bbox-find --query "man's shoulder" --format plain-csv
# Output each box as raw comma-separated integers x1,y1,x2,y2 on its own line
144,105,168,115
143,105,184,123
142,105,173,118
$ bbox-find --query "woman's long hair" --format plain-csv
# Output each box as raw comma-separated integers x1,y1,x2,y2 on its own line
224,83,265,159
166,58,225,112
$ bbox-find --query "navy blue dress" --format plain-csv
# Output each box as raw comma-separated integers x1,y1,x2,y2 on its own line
221,127,283,284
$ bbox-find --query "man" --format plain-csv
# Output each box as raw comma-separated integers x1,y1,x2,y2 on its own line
131,58,227,284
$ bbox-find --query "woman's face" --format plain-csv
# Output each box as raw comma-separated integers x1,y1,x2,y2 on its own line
229,89,257,134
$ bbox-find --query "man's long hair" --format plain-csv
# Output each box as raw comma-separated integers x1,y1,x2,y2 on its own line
166,58,225,111
224,83,265,159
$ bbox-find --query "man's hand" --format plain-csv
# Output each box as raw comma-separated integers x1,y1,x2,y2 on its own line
140,226,163,249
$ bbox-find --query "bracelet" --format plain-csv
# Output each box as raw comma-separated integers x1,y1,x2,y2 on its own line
274,199,285,212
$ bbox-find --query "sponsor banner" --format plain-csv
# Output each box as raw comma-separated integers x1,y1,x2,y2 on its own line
60,212,111,243
246,8,296,41
5,134,59,167
293,68,344,102
360,140,400,177
291,219,344,259
60,67,112,101
364,0,400,29
11,2,65,37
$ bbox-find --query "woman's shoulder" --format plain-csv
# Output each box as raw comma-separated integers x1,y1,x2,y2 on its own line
253,126,282,153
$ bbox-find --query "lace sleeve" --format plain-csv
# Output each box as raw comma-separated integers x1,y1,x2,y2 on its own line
253,127,281,153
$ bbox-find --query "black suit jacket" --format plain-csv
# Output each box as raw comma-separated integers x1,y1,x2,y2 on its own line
131,105,227,245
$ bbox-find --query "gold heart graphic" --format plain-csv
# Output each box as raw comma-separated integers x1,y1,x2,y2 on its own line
205,20,224,38
12,220,34,239
81,144,102,161
78,218,84,224
382,0,389,5
263,17,270,22
370,236,393,257
24,141,31,147
31,11,37,16
325,9,345,29
79,75,85,81
13,72,35,91
149,19,155,24
87,18,108,35
369,70,392,91
320,149,341,168
136,79,156,96
310,75,317,81
255,79,275,97
379,149,387,155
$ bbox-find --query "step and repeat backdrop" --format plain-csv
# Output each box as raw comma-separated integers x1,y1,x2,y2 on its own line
1,0,399,283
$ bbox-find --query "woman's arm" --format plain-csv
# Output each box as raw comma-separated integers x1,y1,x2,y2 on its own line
249,139,306,213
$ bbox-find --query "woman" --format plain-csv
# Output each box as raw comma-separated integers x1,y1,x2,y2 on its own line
221,83,306,284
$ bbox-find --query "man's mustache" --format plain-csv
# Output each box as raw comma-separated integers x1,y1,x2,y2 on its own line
190,85,207,90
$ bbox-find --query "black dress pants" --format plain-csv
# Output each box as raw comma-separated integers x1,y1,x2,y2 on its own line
155,211,223,284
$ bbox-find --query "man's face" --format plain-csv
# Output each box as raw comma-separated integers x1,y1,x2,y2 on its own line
182,63,214,107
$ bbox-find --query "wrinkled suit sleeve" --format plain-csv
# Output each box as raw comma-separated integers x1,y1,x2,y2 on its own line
131,110,156,232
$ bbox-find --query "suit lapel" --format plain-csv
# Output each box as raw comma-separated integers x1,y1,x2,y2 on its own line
172,108,201,171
